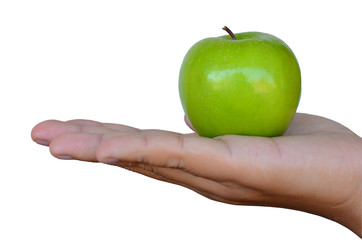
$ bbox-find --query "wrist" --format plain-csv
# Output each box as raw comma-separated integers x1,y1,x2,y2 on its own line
318,187,362,237
335,191,362,237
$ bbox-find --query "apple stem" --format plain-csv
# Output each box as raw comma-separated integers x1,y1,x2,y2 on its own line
222,26,237,40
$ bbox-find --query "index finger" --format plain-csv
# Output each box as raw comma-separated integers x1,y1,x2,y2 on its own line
31,119,140,145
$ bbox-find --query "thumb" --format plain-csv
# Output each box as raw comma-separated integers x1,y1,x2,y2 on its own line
184,115,195,132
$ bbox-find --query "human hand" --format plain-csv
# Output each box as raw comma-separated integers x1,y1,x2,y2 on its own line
31,113,362,236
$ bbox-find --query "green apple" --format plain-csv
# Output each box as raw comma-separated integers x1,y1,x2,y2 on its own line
179,26,301,138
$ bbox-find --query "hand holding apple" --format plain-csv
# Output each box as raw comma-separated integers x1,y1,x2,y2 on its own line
179,26,301,137
31,114,362,237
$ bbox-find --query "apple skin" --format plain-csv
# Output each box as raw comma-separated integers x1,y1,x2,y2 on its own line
179,31,301,138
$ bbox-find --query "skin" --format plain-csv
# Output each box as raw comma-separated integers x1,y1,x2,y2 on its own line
179,31,301,137
31,113,362,236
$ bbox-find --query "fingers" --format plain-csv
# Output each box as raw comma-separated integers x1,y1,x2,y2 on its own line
49,133,103,161
31,120,82,146
32,119,278,190
31,119,282,206
31,119,140,145
67,120,141,133
32,119,240,186
32,119,280,196
96,133,238,182
31,119,142,161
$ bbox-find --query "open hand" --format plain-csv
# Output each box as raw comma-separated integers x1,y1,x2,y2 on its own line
31,113,362,236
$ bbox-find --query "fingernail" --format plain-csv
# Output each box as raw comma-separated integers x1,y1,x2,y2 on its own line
36,139,50,146
57,155,74,160
102,158,120,164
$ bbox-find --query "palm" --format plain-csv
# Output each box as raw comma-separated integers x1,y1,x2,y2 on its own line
31,113,362,235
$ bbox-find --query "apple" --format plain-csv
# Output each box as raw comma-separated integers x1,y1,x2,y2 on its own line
179,26,301,138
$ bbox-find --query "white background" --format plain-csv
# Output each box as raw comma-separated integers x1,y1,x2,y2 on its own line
0,0,361,239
